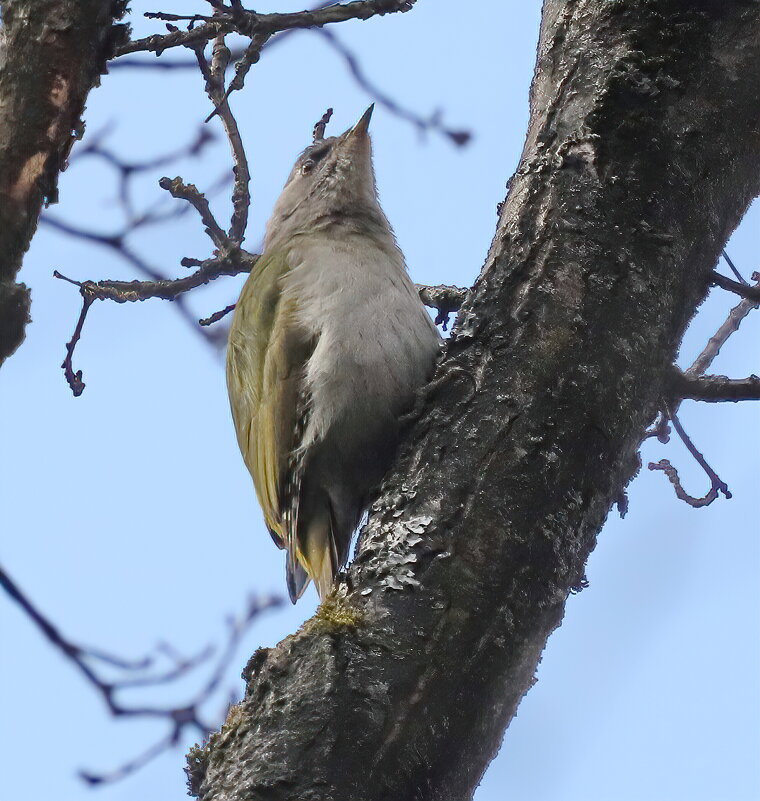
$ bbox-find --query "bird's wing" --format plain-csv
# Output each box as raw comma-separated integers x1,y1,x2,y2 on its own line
226,250,313,553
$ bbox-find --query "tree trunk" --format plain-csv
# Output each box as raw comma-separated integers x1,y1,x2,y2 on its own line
0,0,127,365
188,2,760,799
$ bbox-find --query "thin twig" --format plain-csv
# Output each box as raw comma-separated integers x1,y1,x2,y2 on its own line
647,403,732,507
158,176,231,249
192,36,251,243
647,266,758,506
200,304,237,326
197,282,469,331
1,564,160,673
54,254,255,304
53,254,255,394
317,28,471,147
313,107,334,142
79,593,282,785
55,277,95,397
2,560,283,785
111,1,336,70
207,33,271,121
721,249,747,284
116,0,418,58
71,126,215,223
687,272,760,377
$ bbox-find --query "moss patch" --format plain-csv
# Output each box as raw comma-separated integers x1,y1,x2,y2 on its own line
301,591,366,635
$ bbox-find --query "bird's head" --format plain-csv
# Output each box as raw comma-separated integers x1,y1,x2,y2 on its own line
265,106,386,248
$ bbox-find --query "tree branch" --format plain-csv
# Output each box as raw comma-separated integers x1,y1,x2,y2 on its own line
0,561,282,785
646,268,759,503
316,28,471,147
116,0,416,58
670,369,760,402
687,273,760,377
0,0,128,365
711,270,760,303
52,252,255,394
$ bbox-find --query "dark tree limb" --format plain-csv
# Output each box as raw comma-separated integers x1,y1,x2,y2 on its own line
190,4,760,800
0,0,128,365
671,369,760,402
117,0,416,58
647,268,759,503
711,270,760,303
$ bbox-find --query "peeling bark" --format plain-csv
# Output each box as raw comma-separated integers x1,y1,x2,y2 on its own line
189,2,760,800
0,0,128,365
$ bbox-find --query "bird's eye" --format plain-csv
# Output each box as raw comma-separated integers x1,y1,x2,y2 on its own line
301,159,315,175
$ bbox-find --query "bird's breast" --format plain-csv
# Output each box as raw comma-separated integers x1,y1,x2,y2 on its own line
283,235,440,447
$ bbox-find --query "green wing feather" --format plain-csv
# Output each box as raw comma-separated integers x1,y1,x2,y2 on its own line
226,250,312,551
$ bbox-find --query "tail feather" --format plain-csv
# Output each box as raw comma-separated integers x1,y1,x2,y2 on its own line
301,500,339,600
286,559,310,603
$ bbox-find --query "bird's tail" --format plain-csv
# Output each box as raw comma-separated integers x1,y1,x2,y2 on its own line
299,501,339,601
286,557,310,603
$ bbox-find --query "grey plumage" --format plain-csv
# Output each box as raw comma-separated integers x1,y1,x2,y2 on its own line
226,107,440,602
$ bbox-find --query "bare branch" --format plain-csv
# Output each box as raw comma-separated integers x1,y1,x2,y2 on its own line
643,411,671,443
158,176,231,249
191,36,252,243
206,34,272,118
111,2,337,70
54,254,255,304
197,282,469,332
647,268,758,505
0,562,282,786
116,0,417,58
53,254,255,393
721,249,748,284
687,273,759,377
72,125,216,223
670,369,760,402
710,271,760,303
200,304,237,326
316,28,472,147
647,459,727,507
55,277,95,396
313,107,334,142
648,403,732,507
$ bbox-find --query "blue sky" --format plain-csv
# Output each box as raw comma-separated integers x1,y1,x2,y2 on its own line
1,2,758,800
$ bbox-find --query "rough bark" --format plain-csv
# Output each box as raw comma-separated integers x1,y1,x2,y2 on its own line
190,2,760,800
0,0,128,365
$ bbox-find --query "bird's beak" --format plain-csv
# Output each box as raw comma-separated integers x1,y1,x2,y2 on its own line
348,104,374,139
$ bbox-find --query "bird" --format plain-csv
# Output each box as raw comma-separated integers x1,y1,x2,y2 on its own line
226,106,441,603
